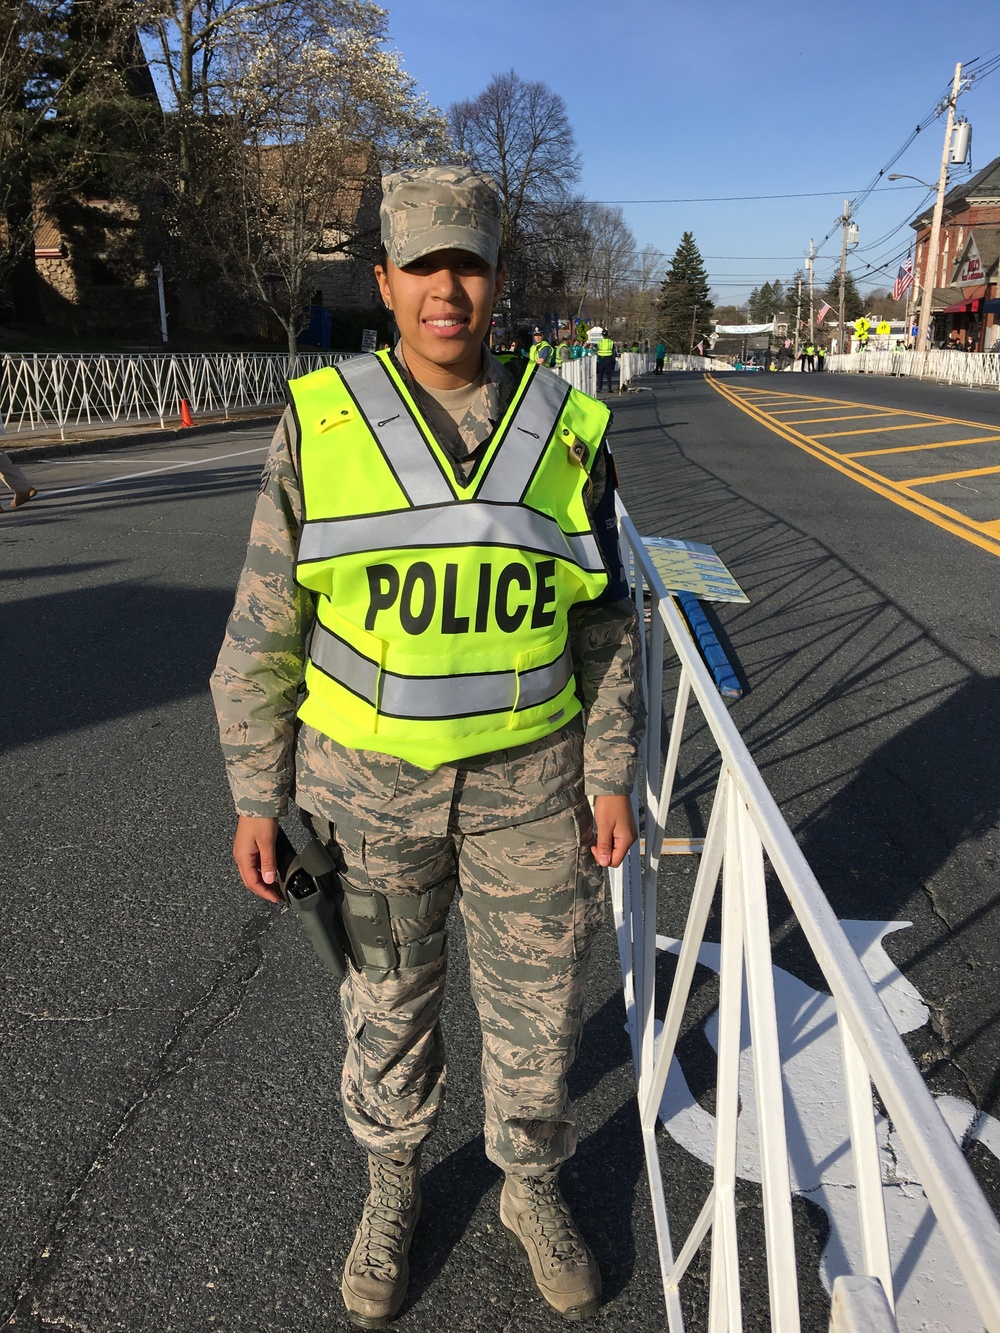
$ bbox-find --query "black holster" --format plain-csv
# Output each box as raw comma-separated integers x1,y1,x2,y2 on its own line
275,827,352,981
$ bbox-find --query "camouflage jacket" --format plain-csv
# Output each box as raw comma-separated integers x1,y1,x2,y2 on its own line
210,348,645,831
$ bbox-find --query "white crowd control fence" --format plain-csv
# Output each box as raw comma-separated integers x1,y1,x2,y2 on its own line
619,351,656,387
0,351,345,438
609,500,1000,1332
558,354,597,395
827,348,1000,389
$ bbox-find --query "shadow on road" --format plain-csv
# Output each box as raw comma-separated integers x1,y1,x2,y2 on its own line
1,578,235,751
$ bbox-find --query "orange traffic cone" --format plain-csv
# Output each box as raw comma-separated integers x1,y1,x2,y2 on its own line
179,398,195,428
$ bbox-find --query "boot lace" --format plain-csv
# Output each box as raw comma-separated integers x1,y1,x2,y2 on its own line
353,1157,416,1279
522,1173,589,1269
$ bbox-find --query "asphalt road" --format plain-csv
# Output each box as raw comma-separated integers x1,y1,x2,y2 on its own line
613,370,1000,1157
0,428,667,1333
1,371,998,1332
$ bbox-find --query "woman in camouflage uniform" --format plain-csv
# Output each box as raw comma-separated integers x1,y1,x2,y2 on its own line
211,166,644,1328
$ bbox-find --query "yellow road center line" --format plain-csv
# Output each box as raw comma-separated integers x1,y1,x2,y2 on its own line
903,463,1000,487
734,399,815,408
763,405,880,416
733,391,817,400
812,421,950,439
705,374,1000,559
846,434,1000,458
725,388,999,431
782,412,910,425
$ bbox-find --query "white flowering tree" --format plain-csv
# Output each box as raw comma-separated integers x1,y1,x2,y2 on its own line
214,19,449,356
139,0,449,351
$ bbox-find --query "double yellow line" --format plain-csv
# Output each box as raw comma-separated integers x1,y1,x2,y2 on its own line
707,376,1000,559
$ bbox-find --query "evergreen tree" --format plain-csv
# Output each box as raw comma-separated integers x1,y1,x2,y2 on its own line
658,231,712,352
822,270,864,322
748,278,786,323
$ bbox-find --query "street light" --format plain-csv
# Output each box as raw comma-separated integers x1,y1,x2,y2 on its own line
887,173,936,189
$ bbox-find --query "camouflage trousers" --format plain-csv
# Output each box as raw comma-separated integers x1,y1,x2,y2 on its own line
331,798,606,1173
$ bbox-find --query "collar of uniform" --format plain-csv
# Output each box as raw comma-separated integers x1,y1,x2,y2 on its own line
390,341,516,445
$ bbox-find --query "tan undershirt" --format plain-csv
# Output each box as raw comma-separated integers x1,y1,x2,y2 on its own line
408,373,484,457
392,341,487,460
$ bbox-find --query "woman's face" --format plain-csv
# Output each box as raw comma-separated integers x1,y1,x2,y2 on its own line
375,248,504,388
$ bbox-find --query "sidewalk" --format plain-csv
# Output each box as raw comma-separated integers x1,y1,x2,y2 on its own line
1,405,282,462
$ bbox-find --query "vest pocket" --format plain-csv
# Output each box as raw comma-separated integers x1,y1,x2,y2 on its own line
311,604,386,725
510,635,571,731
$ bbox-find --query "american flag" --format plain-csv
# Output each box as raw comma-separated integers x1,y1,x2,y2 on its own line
892,254,914,302
816,301,832,325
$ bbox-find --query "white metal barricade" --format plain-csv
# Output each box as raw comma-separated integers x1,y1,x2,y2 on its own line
558,355,597,395
0,351,346,438
619,352,655,387
827,349,1000,389
611,498,1000,1331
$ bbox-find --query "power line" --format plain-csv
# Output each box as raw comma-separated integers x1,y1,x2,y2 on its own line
590,185,927,205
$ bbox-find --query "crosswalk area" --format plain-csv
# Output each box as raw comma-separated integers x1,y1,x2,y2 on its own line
709,378,1000,557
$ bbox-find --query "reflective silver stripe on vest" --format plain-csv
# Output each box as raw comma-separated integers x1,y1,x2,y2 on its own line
299,500,603,573
337,356,454,507
310,624,573,721
476,368,570,502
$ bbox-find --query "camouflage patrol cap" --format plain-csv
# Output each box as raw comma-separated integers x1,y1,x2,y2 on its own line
380,166,502,268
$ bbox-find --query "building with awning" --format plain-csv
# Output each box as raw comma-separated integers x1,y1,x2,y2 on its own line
910,156,1000,350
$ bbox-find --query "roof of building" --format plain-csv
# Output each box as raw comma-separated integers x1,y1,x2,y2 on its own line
910,153,1000,229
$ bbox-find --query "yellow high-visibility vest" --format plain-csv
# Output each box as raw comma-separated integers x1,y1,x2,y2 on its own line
528,340,553,366
290,351,611,768
597,337,615,357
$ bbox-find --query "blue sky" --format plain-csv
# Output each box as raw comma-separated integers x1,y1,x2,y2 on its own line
385,0,1000,308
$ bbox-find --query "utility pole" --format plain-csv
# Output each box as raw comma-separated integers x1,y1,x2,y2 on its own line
689,303,699,354
837,201,851,356
807,238,815,342
153,262,169,344
904,243,918,345
794,277,802,357
916,61,963,353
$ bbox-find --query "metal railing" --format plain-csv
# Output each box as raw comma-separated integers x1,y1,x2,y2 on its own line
0,351,345,438
558,355,597,395
610,499,1000,1331
827,348,1000,389
614,352,736,390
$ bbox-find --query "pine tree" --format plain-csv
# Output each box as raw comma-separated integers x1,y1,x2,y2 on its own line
748,278,787,323
823,270,864,322
658,231,712,352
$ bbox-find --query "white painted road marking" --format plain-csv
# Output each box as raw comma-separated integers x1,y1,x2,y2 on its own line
652,922,1000,1331
36,446,269,498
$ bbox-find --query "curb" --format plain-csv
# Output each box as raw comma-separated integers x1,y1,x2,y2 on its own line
4,411,281,463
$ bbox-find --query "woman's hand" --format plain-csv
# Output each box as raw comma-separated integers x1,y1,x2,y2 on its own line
233,815,282,903
591,794,638,868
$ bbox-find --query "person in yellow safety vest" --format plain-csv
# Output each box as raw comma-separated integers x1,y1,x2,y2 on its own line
595,333,616,393
528,329,554,368
815,344,827,372
555,334,573,367
211,165,643,1329
803,342,815,372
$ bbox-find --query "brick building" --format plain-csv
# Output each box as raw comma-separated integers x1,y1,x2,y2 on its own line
910,154,1000,350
